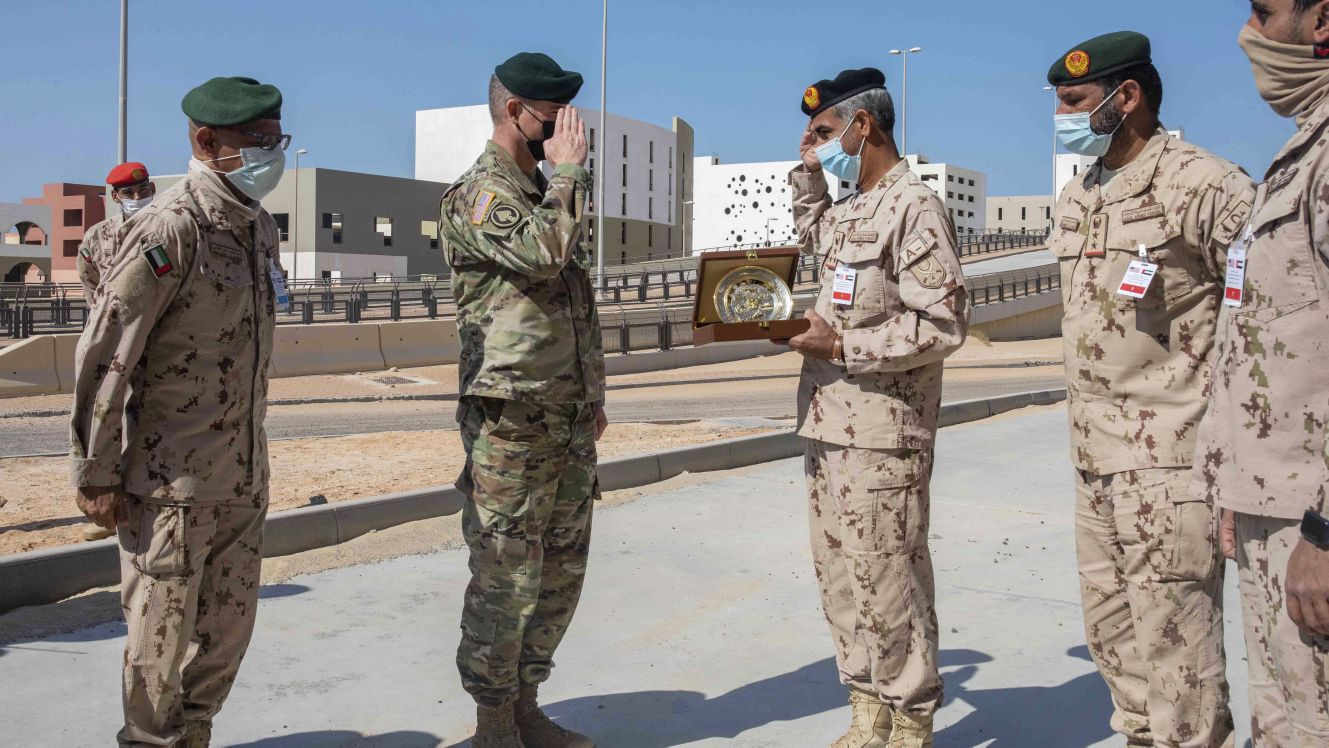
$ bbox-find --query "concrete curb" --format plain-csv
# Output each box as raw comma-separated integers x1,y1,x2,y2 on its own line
0,387,1067,613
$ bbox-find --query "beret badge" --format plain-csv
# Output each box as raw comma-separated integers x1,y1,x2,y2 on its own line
803,86,821,110
1065,50,1091,78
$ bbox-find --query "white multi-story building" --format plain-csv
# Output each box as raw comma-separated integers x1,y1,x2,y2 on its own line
690,158,855,253
415,105,694,264
905,155,988,235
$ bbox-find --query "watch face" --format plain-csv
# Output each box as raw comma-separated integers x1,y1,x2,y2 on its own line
1304,511,1329,548
714,266,794,324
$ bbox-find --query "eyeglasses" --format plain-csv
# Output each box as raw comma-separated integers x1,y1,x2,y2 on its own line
220,128,293,151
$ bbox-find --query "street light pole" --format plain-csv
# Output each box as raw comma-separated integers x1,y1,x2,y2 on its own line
596,0,608,291
1045,85,1057,232
765,217,776,245
117,0,128,163
293,149,307,280
888,47,922,157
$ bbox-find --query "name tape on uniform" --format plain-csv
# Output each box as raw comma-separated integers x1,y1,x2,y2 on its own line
832,266,857,306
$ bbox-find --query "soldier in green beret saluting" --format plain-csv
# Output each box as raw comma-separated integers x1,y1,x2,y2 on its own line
438,52,604,748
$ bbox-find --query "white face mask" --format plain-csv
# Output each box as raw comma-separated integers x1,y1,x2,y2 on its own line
204,147,285,202
119,195,153,218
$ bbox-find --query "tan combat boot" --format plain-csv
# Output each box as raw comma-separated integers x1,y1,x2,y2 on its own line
885,710,933,748
180,721,211,748
474,703,526,748
514,684,595,748
831,688,892,748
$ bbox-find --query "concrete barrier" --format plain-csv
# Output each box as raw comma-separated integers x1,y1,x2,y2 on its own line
53,333,79,393
0,388,1068,613
605,340,782,376
271,324,386,377
0,335,60,397
378,320,460,369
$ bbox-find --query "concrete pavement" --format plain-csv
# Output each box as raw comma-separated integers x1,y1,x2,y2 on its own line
0,405,1251,747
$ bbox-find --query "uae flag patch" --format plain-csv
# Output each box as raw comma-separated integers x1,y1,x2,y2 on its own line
143,245,173,277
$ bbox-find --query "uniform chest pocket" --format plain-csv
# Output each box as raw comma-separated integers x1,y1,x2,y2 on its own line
1108,221,1188,310
199,240,254,289
1243,171,1319,314
832,240,887,312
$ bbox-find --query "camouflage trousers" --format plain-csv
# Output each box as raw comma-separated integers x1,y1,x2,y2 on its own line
1233,513,1329,746
1075,467,1233,748
456,396,598,708
805,440,943,719
117,495,267,747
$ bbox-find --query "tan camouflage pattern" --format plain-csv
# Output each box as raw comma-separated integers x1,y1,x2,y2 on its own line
117,494,266,747
806,442,943,721
1075,466,1233,748
439,141,604,406
789,160,969,450
69,159,281,503
78,213,128,303
1193,104,1329,520
1049,128,1255,476
1233,513,1329,745
456,396,598,708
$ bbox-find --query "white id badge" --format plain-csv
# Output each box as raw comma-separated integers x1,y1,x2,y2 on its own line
1223,230,1252,308
269,259,291,312
832,266,857,306
1116,244,1158,299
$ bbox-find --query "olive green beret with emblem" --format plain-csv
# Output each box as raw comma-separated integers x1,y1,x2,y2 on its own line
495,52,584,104
1048,31,1152,86
181,76,283,126
800,67,887,117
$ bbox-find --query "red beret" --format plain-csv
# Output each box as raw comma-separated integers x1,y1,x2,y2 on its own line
106,162,150,188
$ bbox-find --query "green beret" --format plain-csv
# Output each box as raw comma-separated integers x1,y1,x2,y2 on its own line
800,67,887,118
495,52,583,104
1048,31,1152,87
181,76,282,126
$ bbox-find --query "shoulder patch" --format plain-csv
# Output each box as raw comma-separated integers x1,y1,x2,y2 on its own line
1216,199,1253,244
488,204,521,230
143,245,173,278
471,191,498,225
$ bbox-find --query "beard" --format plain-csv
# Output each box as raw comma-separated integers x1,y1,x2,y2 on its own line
1091,96,1126,136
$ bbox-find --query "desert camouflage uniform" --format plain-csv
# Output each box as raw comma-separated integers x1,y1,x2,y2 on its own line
69,159,280,747
789,159,969,721
439,141,604,708
78,213,128,303
1049,128,1254,748
1193,102,1329,746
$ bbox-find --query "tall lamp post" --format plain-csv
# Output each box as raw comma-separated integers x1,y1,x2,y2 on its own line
596,0,608,294
888,47,922,157
1044,85,1058,233
292,148,308,281
117,0,128,163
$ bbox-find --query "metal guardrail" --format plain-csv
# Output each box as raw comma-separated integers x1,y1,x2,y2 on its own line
967,263,1061,307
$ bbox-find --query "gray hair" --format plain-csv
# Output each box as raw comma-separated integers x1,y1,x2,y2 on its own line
488,74,518,123
832,88,896,138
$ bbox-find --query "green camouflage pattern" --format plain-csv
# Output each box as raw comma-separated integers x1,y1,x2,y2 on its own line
439,141,604,406
455,396,598,708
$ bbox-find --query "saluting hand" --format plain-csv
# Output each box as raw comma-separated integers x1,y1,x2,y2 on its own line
545,107,588,168
800,128,822,173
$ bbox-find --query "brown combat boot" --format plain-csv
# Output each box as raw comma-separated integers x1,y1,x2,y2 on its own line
180,721,212,748
831,688,892,748
514,684,595,748
474,703,526,748
885,710,933,748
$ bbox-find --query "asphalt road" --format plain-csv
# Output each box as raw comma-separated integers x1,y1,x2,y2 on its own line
0,372,1065,458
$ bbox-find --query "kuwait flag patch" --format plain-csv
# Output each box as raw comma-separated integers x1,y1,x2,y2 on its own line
143,245,173,277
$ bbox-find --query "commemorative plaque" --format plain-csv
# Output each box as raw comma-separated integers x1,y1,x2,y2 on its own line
692,246,811,345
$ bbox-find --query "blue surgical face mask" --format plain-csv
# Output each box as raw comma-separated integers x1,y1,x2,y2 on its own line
207,146,286,202
815,120,865,184
1054,84,1126,157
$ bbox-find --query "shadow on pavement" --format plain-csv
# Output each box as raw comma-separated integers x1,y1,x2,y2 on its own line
259,583,313,600
938,645,1115,747
231,730,441,747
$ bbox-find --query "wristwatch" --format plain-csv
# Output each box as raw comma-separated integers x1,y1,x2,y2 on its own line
831,336,845,364
1303,510,1329,550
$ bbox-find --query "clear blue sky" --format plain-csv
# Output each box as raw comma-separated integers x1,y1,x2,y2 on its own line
0,0,1288,202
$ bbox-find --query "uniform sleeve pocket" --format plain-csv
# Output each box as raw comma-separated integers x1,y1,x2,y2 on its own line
122,500,189,577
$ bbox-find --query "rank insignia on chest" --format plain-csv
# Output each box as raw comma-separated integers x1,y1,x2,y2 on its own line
143,245,173,277
471,191,498,225
1086,214,1108,257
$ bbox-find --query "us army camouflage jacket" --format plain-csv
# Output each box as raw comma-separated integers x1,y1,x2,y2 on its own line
1193,104,1329,519
789,160,969,449
1049,129,1255,476
78,213,129,304
439,141,604,406
69,159,281,504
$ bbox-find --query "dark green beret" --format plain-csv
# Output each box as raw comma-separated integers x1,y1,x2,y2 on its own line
800,67,886,118
1047,31,1152,87
181,76,282,126
495,52,583,104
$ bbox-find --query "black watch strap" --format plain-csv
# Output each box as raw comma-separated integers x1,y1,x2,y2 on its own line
1303,510,1329,550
